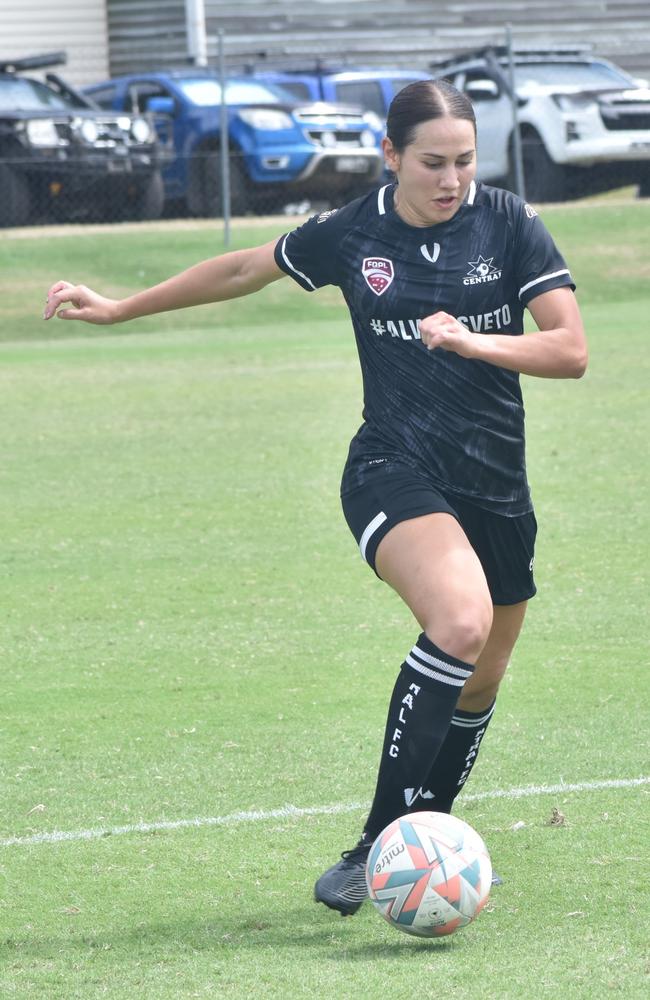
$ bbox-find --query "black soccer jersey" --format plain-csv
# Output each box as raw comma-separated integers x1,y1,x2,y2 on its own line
274,181,575,514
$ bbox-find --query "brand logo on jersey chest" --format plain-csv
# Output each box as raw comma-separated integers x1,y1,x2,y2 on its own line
420,242,441,263
362,257,394,296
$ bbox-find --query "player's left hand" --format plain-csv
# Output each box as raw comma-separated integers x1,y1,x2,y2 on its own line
420,311,475,357
43,280,119,325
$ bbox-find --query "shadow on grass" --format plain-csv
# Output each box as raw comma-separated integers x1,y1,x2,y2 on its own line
1,903,460,964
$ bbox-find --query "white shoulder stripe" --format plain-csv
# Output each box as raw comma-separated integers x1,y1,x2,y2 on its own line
467,180,477,205
377,184,389,215
280,235,317,291
519,268,571,299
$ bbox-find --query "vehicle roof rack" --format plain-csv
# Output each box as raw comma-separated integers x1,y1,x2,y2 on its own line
0,51,67,74
430,44,593,71
242,55,354,76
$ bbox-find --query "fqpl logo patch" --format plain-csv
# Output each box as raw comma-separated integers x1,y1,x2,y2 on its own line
362,257,394,296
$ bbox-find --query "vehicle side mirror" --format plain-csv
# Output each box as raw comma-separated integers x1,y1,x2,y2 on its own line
146,96,175,115
465,79,499,102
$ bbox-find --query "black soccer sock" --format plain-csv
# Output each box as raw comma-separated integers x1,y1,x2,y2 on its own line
362,633,475,840
422,700,496,814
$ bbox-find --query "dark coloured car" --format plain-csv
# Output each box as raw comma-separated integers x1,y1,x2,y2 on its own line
0,52,167,226
84,70,384,216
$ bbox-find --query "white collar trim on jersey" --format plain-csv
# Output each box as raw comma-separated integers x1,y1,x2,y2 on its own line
379,180,476,216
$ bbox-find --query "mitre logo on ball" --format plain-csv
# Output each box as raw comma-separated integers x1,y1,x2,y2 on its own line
362,257,394,296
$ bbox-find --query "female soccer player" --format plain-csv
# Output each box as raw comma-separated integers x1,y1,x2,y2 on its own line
44,80,587,917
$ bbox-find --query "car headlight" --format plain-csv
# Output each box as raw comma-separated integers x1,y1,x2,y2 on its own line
78,119,99,143
360,129,376,148
552,94,598,113
130,117,153,143
25,119,60,146
363,111,383,132
238,108,294,130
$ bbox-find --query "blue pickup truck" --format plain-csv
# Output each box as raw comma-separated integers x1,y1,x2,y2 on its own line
252,68,432,123
84,70,384,216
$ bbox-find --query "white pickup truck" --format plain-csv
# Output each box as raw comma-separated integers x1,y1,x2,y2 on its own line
432,47,650,201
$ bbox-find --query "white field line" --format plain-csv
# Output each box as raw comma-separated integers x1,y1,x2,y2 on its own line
2,776,648,849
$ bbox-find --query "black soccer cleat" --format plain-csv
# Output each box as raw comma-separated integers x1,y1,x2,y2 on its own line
491,870,504,886
314,837,372,916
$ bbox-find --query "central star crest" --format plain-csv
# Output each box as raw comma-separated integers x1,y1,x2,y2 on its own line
467,255,498,278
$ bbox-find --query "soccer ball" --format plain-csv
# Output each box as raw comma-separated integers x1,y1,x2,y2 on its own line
365,811,492,938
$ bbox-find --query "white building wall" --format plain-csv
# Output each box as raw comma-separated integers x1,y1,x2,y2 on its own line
0,0,109,86
201,0,650,80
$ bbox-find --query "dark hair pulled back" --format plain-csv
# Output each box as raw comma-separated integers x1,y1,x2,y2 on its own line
386,79,476,152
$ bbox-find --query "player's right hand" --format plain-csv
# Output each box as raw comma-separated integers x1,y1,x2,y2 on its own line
43,281,120,325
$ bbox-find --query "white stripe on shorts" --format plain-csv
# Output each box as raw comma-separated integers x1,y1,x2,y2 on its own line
359,511,388,561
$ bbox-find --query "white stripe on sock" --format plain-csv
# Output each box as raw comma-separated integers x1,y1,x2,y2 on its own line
451,705,496,728
410,644,472,679
405,653,467,687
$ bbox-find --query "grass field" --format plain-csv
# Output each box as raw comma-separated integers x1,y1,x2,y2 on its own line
1,200,649,999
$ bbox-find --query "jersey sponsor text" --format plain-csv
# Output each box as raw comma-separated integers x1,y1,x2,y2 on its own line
457,303,511,332
370,318,422,340
370,304,512,340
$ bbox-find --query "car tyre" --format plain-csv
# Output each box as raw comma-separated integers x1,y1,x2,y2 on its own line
188,147,248,217
520,131,568,203
0,163,31,227
131,170,165,220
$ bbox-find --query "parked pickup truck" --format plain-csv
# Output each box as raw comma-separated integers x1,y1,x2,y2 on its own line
253,67,431,123
0,52,166,226
84,70,385,215
430,46,650,201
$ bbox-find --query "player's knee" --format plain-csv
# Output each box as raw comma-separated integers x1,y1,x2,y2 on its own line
459,674,502,711
424,598,493,664
460,651,511,709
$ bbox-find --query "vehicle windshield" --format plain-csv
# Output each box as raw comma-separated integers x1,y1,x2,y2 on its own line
178,78,290,106
0,77,76,111
514,61,634,91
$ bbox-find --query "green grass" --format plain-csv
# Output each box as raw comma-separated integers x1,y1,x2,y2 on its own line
1,203,649,998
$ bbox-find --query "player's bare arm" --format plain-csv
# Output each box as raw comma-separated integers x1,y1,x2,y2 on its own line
420,286,587,379
43,239,285,325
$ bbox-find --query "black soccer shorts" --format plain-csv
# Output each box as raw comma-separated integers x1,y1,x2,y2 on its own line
341,461,537,606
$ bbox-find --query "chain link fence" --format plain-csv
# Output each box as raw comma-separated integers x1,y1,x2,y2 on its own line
3,16,650,230
3,146,649,230
0,148,387,228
